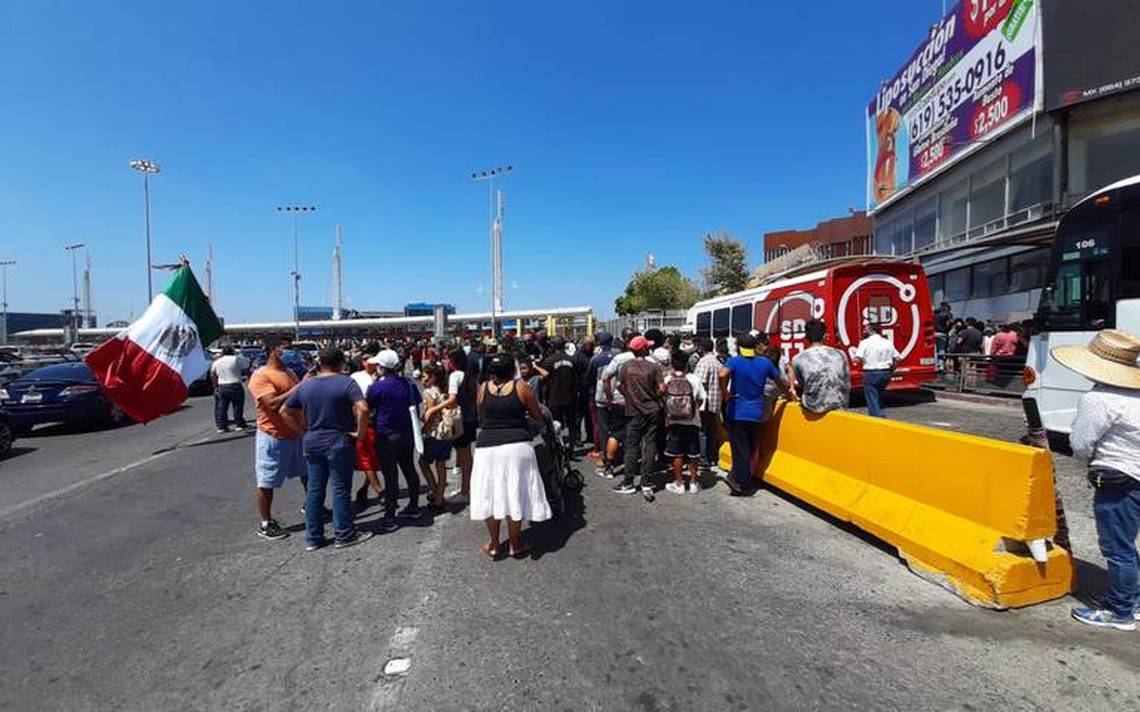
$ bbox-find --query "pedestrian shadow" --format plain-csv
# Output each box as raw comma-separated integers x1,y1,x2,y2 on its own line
527,480,587,561
1069,557,1110,607
0,445,37,461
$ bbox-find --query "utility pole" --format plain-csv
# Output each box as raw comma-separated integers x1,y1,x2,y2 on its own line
129,159,161,306
83,252,93,327
0,260,14,346
65,243,85,342
205,242,214,303
493,190,505,314
471,165,513,336
332,225,343,321
276,205,316,339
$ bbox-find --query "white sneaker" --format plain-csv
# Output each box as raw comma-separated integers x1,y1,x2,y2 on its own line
665,482,686,495
688,481,700,494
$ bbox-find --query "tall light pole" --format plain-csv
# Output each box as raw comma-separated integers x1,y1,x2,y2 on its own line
471,165,513,336
0,260,14,346
276,205,317,338
65,243,84,342
129,159,162,305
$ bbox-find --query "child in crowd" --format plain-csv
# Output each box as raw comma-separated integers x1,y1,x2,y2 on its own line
418,362,453,509
663,349,707,494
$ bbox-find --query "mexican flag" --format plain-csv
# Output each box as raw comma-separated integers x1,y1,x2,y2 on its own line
86,266,223,423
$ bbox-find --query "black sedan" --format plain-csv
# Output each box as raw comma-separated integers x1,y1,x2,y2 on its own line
0,363,130,435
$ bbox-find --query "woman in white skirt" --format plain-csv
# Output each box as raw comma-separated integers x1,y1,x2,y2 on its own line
470,352,551,558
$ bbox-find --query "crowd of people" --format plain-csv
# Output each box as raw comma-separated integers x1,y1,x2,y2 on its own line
221,318,1140,634
235,321,901,556
933,301,1033,372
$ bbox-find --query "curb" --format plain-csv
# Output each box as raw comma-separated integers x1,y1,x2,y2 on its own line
928,389,1023,410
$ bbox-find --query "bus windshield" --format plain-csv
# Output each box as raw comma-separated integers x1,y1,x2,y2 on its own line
1037,218,1115,331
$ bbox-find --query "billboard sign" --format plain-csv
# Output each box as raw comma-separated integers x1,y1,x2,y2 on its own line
866,0,1041,212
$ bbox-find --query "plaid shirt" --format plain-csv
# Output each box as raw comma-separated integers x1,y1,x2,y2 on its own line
693,353,722,414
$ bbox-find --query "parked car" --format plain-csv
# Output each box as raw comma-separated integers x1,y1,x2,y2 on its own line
0,408,15,456
291,341,320,360
280,350,311,378
0,363,131,435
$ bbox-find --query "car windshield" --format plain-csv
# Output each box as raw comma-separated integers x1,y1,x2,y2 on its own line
23,363,94,381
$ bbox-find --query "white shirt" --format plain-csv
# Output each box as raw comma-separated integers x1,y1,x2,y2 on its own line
350,370,375,398
448,370,465,396
601,351,635,406
854,333,900,371
1070,384,1140,480
211,354,248,385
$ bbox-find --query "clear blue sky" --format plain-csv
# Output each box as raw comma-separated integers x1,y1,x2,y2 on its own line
1,1,945,323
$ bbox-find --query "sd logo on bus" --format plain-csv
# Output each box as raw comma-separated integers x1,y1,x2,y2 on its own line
837,275,921,362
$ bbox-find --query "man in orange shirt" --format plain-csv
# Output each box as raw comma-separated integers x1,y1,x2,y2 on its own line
248,335,306,540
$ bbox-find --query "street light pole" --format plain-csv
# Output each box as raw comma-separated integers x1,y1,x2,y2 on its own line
276,205,317,339
471,165,513,337
65,243,84,342
0,260,14,346
129,159,162,305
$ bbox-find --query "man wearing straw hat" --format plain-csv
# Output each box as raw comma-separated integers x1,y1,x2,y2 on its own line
1052,330,1140,631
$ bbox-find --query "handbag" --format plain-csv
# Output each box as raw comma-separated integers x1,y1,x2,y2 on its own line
437,404,464,441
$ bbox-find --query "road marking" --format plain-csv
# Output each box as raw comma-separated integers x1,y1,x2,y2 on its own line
383,658,411,676
926,421,957,428
0,428,227,521
369,518,449,711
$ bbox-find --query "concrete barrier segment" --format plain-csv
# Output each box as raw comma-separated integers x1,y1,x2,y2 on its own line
718,401,1073,609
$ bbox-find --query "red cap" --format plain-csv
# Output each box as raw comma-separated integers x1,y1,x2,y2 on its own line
628,335,649,353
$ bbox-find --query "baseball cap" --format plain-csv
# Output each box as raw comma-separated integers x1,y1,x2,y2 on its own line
628,335,649,353
736,333,757,357
368,349,400,370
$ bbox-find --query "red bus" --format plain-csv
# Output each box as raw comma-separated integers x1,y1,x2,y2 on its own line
684,258,937,390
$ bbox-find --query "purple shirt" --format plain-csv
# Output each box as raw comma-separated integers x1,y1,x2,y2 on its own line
366,375,422,436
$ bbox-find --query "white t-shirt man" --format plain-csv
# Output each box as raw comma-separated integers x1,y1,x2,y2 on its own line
350,369,375,400
211,354,249,385
854,333,900,371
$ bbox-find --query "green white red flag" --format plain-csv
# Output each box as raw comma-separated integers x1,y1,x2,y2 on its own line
85,266,222,423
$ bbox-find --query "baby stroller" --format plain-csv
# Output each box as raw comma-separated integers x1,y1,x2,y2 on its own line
530,406,585,518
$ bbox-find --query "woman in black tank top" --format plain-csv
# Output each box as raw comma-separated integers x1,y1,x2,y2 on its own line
469,353,550,558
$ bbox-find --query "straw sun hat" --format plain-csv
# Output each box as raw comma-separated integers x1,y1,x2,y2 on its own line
1051,330,1140,390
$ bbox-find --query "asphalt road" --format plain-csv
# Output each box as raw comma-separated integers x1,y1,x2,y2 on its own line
1,392,1138,711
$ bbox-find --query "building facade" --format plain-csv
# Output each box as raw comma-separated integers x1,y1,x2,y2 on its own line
867,0,1140,324
763,212,873,263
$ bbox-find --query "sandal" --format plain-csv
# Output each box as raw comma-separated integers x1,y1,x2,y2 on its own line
509,542,535,559
481,540,501,559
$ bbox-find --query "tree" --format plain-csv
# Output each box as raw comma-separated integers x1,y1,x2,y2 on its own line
614,266,701,315
701,232,750,296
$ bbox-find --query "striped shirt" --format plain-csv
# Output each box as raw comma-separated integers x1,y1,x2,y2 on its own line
693,353,722,414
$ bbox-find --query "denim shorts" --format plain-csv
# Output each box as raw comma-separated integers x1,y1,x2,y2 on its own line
254,430,305,488
664,424,702,459
421,437,453,463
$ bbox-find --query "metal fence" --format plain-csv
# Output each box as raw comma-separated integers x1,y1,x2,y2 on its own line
930,353,1027,397
597,310,688,337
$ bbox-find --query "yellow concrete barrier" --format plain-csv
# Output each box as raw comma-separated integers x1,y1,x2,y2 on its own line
719,401,1073,609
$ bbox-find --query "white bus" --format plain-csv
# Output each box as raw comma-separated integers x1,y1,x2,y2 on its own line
1022,175,1140,434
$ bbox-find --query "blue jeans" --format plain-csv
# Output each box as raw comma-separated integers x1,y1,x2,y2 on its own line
1093,479,1140,617
304,444,356,546
863,370,891,418
727,419,760,491
214,383,246,429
